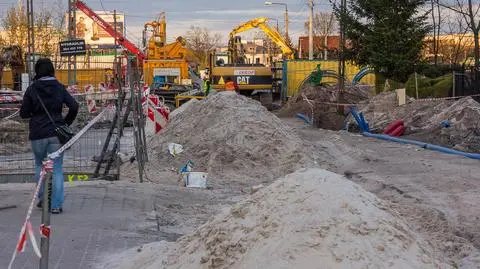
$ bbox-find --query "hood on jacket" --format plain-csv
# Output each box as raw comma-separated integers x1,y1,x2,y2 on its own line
34,58,55,81
32,79,62,97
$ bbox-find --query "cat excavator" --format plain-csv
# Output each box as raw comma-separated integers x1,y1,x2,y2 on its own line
208,17,293,104
0,45,25,91
228,17,294,64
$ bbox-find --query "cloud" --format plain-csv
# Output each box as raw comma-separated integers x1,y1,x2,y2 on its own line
193,8,305,17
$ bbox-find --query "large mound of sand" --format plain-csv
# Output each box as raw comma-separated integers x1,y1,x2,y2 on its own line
99,168,452,269
136,92,313,187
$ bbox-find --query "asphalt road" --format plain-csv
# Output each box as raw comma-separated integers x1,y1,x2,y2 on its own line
0,181,235,269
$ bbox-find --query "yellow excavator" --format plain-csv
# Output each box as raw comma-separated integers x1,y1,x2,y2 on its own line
208,17,293,105
228,17,294,64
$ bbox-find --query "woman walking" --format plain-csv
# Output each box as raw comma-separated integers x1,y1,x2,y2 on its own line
20,58,79,214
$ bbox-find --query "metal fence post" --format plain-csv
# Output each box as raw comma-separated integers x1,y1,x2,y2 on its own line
453,71,456,97
415,72,419,99
40,160,53,269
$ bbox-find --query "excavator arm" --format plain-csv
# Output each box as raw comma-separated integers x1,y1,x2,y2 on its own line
228,17,294,60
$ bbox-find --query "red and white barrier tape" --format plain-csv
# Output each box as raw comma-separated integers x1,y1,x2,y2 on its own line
48,106,112,160
316,101,357,107
311,94,480,108
413,94,480,102
7,160,52,269
0,107,20,111
8,105,114,267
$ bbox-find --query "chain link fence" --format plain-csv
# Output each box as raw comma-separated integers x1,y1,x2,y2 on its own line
0,77,135,183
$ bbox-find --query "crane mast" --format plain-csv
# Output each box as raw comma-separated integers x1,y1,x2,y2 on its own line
74,0,145,60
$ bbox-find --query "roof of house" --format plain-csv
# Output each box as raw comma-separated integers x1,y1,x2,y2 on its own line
298,36,340,50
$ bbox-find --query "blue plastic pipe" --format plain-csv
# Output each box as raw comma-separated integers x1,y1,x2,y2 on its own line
349,107,480,160
296,113,313,125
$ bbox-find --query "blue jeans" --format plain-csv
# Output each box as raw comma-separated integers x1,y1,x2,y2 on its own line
32,137,64,209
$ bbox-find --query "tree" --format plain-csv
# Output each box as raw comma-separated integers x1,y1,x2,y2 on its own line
333,0,430,86
304,12,337,59
430,0,442,65
438,1,480,78
1,4,66,56
185,26,222,68
439,10,473,65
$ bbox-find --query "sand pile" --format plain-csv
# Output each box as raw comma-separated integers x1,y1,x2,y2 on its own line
100,168,452,269
348,92,480,151
348,91,451,132
136,92,312,187
277,84,372,130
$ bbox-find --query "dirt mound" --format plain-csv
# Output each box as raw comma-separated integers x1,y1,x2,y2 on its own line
102,168,452,269
134,92,313,187
0,119,30,154
347,92,480,152
348,91,451,132
277,84,372,130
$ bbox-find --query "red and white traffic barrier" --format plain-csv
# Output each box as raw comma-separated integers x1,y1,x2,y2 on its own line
85,85,97,114
146,94,170,134
0,95,22,103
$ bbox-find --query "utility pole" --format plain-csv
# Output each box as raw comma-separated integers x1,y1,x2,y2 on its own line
284,5,289,40
338,0,346,91
308,0,314,60
265,2,289,41
67,0,77,85
26,0,34,80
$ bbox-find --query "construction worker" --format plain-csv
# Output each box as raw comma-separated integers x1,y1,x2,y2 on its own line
204,80,211,96
224,77,239,92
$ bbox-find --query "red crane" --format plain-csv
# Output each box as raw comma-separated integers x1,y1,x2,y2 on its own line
74,0,145,61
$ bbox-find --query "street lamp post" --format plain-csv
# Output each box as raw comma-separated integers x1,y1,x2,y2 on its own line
265,2,288,40
267,17,279,32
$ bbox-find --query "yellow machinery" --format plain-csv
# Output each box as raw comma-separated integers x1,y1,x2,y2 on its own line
0,46,25,91
209,17,292,97
228,17,294,64
142,13,190,88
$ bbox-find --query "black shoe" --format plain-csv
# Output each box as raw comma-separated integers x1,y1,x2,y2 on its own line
37,201,42,209
51,208,63,214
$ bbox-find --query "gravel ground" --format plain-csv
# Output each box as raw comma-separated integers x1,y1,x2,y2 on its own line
284,118,480,267
1,115,480,268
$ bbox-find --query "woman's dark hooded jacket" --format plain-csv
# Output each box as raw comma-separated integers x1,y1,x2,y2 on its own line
20,58,79,140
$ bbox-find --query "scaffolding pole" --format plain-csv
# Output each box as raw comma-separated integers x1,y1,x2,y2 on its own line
67,0,77,85
26,0,34,80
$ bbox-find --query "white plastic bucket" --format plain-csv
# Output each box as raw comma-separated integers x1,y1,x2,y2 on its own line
184,172,208,188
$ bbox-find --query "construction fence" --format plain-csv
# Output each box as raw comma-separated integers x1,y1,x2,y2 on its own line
282,60,376,98
1,56,119,91
0,90,135,183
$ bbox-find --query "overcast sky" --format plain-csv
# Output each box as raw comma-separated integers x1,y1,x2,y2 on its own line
0,0,334,45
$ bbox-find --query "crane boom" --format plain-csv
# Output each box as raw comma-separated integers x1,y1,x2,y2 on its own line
74,1,145,60
229,17,294,58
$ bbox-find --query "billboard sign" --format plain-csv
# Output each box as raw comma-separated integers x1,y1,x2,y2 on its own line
59,39,87,56
70,10,125,47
